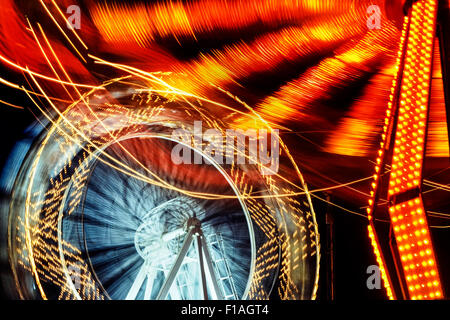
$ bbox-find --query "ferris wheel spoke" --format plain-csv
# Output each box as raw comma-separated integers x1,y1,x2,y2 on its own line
163,269,182,300
125,262,149,300
144,268,157,300
156,227,196,300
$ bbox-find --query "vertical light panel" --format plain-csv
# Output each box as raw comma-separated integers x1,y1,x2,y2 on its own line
386,0,442,300
366,0,443,300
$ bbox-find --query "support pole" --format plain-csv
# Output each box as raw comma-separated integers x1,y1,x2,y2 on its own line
156,228,195,300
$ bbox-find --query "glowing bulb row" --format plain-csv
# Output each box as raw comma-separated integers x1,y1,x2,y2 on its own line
365,15,410,300
390,199,442,299
368,225,394,299
366,15,410,221
386,0,442,300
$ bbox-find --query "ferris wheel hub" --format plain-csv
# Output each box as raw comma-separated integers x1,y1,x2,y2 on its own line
185,217,202,233
134,197,204,260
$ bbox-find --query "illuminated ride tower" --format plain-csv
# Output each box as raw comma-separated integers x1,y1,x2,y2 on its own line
367,0,450,300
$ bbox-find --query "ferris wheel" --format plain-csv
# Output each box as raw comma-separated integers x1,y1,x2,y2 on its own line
1,78,320,300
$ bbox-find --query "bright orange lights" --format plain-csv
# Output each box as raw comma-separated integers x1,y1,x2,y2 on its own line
367,0,443,300
368,225,395,300
389,197,442,299
366,13,409,222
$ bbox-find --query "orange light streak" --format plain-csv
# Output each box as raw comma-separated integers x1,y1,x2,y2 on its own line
89,0,369,46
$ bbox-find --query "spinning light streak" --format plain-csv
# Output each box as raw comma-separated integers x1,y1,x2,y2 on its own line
90,0,368,46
